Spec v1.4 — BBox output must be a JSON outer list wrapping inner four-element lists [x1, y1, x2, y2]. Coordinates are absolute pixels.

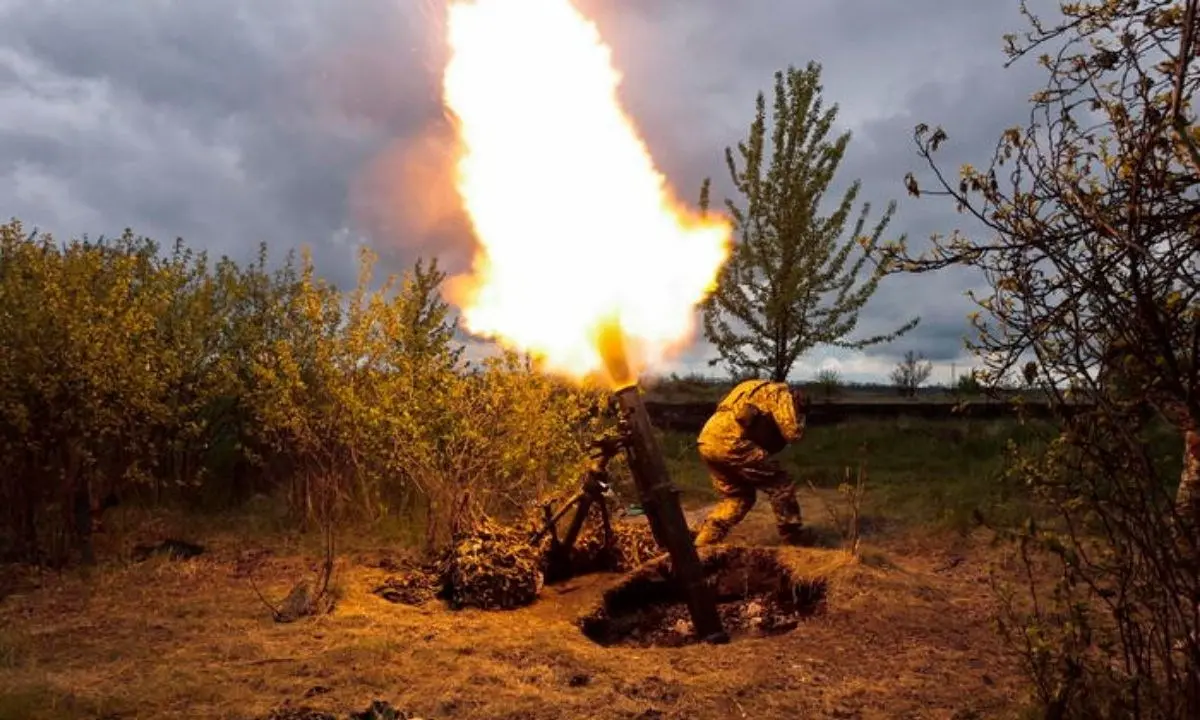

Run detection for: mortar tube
[[610, 384, 728, 644], [595, 321, 727, 643]]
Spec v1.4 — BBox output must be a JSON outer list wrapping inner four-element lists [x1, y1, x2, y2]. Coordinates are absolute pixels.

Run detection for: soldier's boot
[[766, 484, 809, 545]]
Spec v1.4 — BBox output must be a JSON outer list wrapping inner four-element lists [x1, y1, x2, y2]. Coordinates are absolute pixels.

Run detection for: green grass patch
[[658, 417, 1187, 535], [93, 417, 1190, 552], [658, 430, 721, 505], [660, 418, 1046, 534], [786, 417, 1046, 532]]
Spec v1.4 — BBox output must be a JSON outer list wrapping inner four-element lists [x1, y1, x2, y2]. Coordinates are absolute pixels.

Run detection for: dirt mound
[[579, 545, 829, 648]]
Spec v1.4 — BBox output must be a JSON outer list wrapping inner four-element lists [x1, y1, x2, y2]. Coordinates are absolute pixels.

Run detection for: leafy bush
[[992, 412, 1198, 718], [0, 219, 603, 563], [882, 0, 1200, 712]]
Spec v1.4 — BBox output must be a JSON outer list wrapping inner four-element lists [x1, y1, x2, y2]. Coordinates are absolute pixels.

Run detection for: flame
[[441, 0, 731, 384]]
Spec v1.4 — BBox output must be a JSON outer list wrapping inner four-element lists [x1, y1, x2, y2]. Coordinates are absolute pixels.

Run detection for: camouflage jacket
[[697, 380, 805, 458]]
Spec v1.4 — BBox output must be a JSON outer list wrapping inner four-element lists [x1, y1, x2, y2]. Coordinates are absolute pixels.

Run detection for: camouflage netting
[[373, 517, 544, 611], [372, 567, 442, 606], [556, 513, 662, 575], [443, 518, 544, 610], [373, 508, 665, 611]]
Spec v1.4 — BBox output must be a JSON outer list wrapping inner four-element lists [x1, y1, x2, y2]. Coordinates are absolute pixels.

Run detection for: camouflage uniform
[[693, 380, 806, 546]]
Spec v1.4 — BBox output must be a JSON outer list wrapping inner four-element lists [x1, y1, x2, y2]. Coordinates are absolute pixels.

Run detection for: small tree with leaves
[[890, 350, 933, 398], [884, 1, 1200, 714], [698, 61, 919, 382]]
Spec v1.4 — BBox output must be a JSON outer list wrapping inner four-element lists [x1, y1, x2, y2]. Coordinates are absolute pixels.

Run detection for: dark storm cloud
[[0, 0, 1060, 379], [841, 59, 1046, 366], [0, 0, 443, 287]]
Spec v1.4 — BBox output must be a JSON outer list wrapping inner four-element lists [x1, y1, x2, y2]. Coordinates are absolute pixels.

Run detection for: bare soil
[[0, 504, 1029, 720], [578, 545, 830, 648]]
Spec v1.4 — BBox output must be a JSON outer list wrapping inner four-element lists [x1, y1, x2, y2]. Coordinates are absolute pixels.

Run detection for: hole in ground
[[578, 545, 828, 648]]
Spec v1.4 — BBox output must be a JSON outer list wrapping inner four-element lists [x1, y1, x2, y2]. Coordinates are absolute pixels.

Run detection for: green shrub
[[0, 219, 603, 562]]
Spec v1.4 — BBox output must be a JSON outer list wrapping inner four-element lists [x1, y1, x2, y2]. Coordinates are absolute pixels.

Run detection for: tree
[[813, 368, 843, 400], [885, 1, 1200, 714], [889, 350, 932, 398], [0, 223, 189, 564], [699, 62, 919, 382], [0, 219, 607, 565], [954, 368, 983, 398]]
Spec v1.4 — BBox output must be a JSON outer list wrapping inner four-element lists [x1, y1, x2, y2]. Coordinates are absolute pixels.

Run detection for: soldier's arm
[[763, 384, 804, 443]]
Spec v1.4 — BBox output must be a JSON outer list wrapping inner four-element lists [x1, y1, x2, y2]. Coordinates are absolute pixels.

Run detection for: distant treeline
[[641, 371, 1052, 402], [644, 399, 1087, 433]]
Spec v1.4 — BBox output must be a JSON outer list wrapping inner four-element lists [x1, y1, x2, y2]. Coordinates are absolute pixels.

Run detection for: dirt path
[[0, 507, 1027, 720]]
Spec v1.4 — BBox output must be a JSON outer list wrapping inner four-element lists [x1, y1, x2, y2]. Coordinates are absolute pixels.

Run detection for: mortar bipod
[[529, 424, 632, 581]]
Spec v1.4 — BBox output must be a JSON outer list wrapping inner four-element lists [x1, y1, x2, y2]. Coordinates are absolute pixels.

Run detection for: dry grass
[[0, 505, 1030, 720]]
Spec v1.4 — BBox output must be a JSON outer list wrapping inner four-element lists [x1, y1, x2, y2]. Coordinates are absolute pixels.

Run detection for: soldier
[[692, 379, 809, 546]]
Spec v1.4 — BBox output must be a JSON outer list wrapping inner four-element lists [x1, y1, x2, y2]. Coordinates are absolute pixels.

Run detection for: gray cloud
[[579, 0, 1050, 374], [0, 0, 444, 285], [0, 0, 1057, 380]]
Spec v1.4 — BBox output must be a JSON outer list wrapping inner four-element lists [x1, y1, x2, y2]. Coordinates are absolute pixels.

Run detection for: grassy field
[[660, 417, 1055, 533], [0, 417, 1184, 720]]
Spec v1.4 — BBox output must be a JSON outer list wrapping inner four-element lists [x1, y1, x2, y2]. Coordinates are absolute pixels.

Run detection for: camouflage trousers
[[692, 441, 803, 546]]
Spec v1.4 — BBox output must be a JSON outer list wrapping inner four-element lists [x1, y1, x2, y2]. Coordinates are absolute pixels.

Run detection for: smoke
[[350, 118, 477, 273], [277, 0, 476, 278]]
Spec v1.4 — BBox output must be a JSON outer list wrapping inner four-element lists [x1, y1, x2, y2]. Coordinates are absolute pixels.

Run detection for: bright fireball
[[442, 0, 732, 382]]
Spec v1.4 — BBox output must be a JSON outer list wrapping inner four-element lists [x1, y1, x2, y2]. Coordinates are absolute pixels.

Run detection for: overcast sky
[[0, 0, 1051, 384]]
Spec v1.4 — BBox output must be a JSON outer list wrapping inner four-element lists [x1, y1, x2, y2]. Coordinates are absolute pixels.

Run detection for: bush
[[890, 350, 933, 398], [992, 411, 1199, 718], [881, 0, 1200, 709], [0, 223, 185, 563], [0, 219, 604, 564], [812, 368, 843, 400], [955, 369, 983, 398]]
